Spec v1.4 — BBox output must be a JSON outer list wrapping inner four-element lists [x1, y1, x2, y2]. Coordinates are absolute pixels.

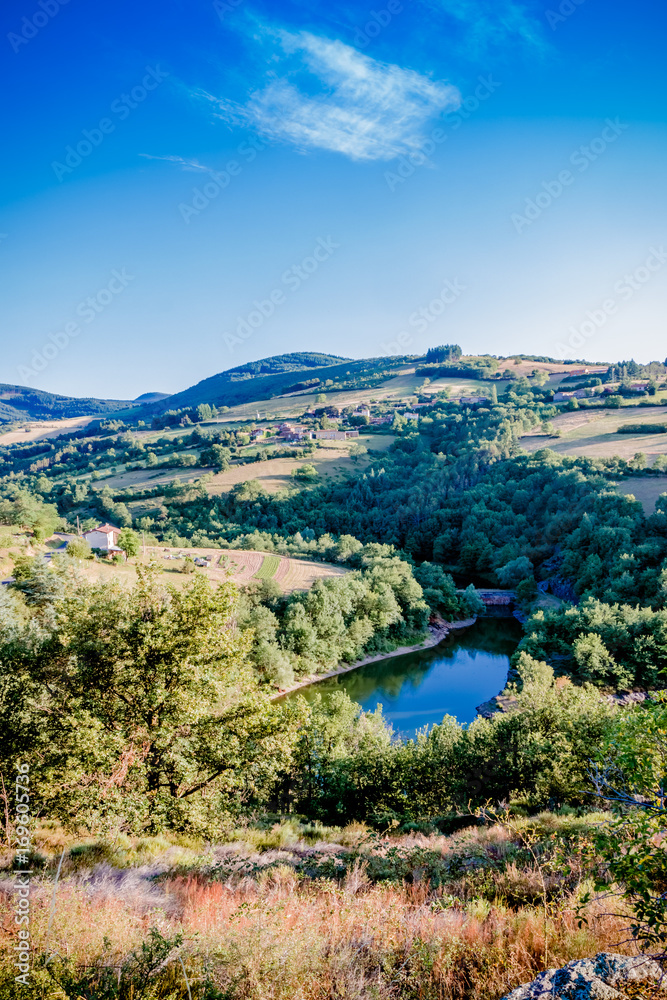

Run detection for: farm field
[[59, 435, 395, 502], [204, 434, 395, 496], [614, 475, 667, 514], [0, 415, 98, 446], [0, 535, 348, 592], [89, 462, 214, 492], [510, 360, 608, 379], [77, 547, 347, 592], [520, 406, 667, 461]]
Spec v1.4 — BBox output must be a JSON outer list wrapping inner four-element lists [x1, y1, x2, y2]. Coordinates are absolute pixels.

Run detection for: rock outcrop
[[502, 953, 664, 999]]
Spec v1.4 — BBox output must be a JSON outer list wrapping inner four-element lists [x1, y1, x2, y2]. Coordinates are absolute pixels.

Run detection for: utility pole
[[77, 515, 81, 537]]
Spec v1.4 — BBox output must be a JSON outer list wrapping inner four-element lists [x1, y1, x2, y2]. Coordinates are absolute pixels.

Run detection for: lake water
[[295, 618, 522, 739]]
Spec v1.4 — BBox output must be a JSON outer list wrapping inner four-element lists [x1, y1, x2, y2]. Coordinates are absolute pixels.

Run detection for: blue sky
[[1, 0, 665, 399]]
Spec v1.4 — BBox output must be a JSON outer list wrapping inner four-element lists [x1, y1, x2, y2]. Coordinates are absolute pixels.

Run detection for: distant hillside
[[134, 392, 171, 404], [0, 385, 133, 422], [145, 352, 395, 413], [222, 353, 350, 378]]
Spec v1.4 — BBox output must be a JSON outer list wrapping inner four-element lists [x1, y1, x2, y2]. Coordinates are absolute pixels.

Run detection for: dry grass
[[205, 435, 394, 497], [0, 814, 648, 999], [90, 463, 213, 492], [615, 476, 667, 515], [0, 869, 634, 1000], [89, 436, 394, 498], [71, 547, 348, 593], [205, 449, 355, 495], [521, 406, 667, 461], [0, 415, 98, 446]]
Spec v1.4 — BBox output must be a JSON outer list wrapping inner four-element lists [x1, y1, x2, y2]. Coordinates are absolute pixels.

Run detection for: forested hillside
[[0, 384, 133, 421], [141, 352, 410, 413]]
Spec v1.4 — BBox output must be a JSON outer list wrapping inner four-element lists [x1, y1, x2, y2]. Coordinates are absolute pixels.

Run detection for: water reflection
[[295, 619, 521, 739]]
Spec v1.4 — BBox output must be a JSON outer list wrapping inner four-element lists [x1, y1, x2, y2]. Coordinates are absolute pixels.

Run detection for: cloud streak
[[209, 30, 461, 162], [429, 0, 546, 55], [139, 154, 211, 172]]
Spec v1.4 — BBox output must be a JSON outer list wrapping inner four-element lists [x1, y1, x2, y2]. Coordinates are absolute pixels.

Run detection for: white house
[[83, 522, 123, 552]]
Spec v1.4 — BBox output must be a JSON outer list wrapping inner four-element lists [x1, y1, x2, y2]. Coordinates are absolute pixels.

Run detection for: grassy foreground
[[0, 812, 642, 1000]]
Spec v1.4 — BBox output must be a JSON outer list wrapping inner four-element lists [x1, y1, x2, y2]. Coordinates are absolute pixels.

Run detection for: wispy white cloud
[[139, 154, 211, 172], [208, 30, 461, 162], [428, 0, 545, 55]]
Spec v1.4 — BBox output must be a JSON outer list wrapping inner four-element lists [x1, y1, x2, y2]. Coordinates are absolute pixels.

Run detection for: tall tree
[[1, 567, 301, 833]]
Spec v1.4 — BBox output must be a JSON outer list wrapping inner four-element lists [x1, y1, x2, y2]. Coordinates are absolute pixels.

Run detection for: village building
[[313, 429, 360, 440], [276, 422, 311, 442], [553, 389, 588, 401], [83, 522, 123, 553]]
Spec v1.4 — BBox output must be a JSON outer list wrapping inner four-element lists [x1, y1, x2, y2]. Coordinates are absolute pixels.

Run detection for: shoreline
[[272, 617, 477, 700]]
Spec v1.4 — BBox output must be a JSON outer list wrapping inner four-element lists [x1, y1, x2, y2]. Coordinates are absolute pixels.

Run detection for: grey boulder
[[502, 952, 664, 999]]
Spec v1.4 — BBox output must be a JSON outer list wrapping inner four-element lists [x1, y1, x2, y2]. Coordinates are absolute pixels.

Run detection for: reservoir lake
[[294, 618, 522, 739]]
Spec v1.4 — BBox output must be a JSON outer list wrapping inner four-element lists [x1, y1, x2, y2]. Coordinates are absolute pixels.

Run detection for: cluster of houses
[[256, 398, 503, 442], [553, 382, 651, 403], [256, 404, 399, 444], [274, 422, 361, 442]]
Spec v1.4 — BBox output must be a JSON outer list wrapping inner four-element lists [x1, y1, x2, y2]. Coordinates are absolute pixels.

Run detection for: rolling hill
[[133, 391, 171, 404], [141, 352, 410, 414], [0, 384, 134, 422]]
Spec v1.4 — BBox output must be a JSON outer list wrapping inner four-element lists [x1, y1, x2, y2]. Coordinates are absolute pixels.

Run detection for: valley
[[2, 348, 667, 1000]]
